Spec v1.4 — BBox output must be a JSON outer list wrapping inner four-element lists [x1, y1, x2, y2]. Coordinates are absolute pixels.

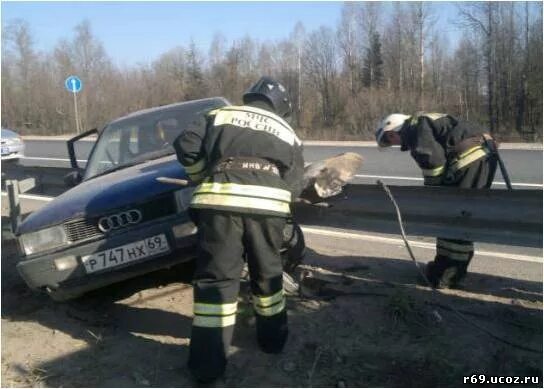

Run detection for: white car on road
[[1, 128, 25, 161]]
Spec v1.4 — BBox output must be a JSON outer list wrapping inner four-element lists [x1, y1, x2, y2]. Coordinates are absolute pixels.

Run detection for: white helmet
[[375, 113, 410, 147]]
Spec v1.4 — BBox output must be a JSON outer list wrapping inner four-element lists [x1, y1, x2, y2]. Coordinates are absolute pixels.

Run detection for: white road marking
[[22, 157, 87, 163], [355, 174, 423, 182], [354, 174, 543, 188], [301, 226, 543, 264]]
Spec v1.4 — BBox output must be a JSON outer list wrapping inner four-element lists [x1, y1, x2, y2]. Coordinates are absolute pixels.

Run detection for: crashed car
[[1, 128, 25, 161], [15, 97, 306, 301]]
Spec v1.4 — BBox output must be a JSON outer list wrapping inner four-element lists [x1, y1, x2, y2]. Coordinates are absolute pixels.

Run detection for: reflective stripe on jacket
[[211, 105, 302, 146], [449, 145, 490, 172], [184, 157, 207, 182], [173, 104, 304, 216]]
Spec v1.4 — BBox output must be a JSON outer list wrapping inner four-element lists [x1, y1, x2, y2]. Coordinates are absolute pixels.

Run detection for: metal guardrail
[[294, 184, 542, 248], [2, 165, 71, 196], [1, 165, 542, 247]]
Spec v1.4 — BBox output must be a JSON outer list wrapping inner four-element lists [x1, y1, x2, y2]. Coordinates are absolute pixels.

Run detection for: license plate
[[82, 234, 170, 274], [1, 146, 9, 155]]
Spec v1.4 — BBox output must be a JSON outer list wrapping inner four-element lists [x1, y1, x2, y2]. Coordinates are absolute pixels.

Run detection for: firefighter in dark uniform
[[173, 77, 304, 383], [375, 113, 498, 289]]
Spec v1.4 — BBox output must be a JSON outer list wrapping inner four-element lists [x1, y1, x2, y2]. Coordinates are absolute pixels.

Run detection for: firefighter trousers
[[187, 209, 288, 382], [429, 153, 498, 287]]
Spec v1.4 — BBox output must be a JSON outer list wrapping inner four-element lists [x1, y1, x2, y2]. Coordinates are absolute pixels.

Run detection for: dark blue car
[[16, 97, 230, 300]]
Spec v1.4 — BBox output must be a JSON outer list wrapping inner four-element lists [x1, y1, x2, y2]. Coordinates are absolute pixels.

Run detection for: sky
[[1, 1, 462, 67]]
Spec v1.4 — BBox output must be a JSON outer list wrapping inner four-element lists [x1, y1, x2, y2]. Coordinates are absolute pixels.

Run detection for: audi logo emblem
[[98, 209, 143, 232]]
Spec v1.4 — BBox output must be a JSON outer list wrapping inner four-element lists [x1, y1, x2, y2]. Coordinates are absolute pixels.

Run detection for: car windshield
[[84, 98, 227, 180]]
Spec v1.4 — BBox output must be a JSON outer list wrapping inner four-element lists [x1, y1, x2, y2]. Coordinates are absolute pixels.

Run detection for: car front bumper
[[1, 143, 25, 160], [16, 216, 197, 294]]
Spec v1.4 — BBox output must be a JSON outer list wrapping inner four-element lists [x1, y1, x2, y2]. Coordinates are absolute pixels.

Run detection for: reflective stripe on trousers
[[436, 238, 474, 262], [253, 289, 286, 317], [193, 301, 238, 328]]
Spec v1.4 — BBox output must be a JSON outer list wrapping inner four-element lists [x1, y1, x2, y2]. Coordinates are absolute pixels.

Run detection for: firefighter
[[173, 77, 304, 383], [375, 112, 498, 289]]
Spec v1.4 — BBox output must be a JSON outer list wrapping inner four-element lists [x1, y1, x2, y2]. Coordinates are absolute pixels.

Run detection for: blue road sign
[[64, 75, 83, 93]]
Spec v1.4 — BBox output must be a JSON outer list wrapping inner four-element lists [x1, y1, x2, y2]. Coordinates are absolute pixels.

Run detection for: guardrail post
[[5, 178, 36, 233], [6, 180, 21, 233]]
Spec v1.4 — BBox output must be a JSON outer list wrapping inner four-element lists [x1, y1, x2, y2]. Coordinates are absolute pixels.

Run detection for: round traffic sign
[[64, 75, 83, 93]]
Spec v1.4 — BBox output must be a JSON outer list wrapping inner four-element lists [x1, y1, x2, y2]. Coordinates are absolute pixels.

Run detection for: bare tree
[[153, 46, 186, 102], [338, 3, 361, 95], [290, 22, 306, 125], [0, 8, 541, 141], [3, 20, 36, 128], [303, 26, 340, 127], [185, 41, 207, 100], [458, 3, 499, 133]]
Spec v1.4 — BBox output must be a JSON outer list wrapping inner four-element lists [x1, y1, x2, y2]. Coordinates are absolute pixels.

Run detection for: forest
[[1, 2, 542, 141]]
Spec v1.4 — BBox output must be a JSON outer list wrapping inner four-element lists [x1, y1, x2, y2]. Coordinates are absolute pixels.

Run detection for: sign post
[[64, 76, 83, 133]]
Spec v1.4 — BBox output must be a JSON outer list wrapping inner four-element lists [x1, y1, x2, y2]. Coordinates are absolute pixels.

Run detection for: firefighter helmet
[[375, 113, 410, 147], [243, 76, 292, 119]]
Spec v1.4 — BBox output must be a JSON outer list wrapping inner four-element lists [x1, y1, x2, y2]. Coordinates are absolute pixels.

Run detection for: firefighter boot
[[256, 310, 288, 354], [424, 256, 469, 289]]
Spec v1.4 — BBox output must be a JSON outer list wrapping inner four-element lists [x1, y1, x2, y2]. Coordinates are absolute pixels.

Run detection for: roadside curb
[[22, 135, 97, 140]]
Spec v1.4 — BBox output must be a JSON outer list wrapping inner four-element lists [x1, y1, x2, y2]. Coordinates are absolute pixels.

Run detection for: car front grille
[[63, 194, 177, 243], [64, 218, 103, 242]]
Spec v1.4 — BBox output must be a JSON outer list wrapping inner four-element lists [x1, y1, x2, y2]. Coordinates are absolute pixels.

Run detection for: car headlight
[[174, 187, 195, 212], [20, 225, 69, 255], [6, 137, 21, 145]]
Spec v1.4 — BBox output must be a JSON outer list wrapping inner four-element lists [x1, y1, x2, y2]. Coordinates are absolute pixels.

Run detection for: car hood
[[19, 155, 188, 234]]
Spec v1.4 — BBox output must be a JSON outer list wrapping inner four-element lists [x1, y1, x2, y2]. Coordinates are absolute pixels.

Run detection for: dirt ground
[[1, 229, 542, 388]]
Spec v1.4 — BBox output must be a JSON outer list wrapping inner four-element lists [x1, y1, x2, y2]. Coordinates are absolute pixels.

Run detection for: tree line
[[1, 2, 542, 141]]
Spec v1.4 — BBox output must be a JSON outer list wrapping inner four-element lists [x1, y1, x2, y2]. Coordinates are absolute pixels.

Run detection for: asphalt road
[[302, 225, 542, 285], [15, 138, 544, 189]]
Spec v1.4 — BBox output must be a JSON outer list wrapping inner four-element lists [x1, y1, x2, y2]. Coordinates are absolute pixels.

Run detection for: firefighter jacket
[[173, 105, 305, 217], [399, 113, 492, 186]]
